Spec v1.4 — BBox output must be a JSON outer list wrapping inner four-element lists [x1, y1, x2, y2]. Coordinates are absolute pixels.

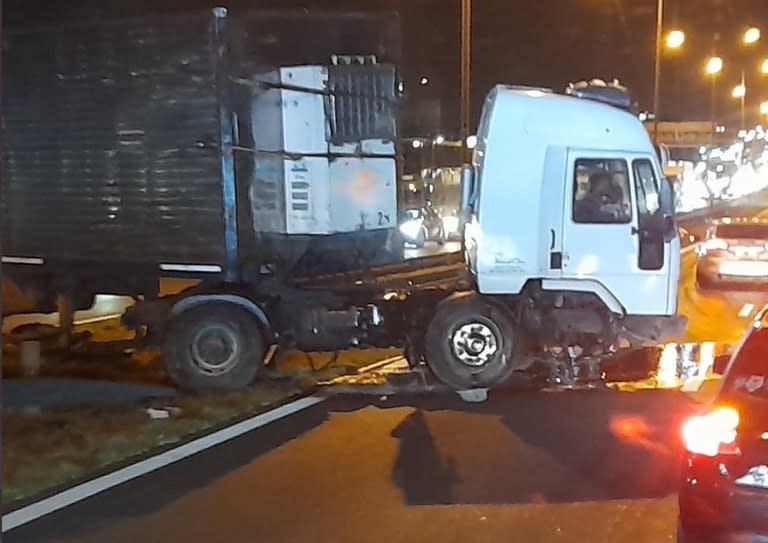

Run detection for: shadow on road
[[352, 387, 699, 507], [390, 410, 460, 505]]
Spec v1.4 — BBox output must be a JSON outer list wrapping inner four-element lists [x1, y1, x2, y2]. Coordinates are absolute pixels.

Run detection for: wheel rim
[[190, 324, 241, 376], [450, 322, 498, 367]]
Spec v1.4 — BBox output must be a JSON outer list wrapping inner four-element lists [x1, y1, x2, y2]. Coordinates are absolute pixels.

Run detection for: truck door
[[560, 150, 672, 315]]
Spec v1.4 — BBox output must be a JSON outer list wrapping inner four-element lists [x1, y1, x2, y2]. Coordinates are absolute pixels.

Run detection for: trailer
[[2, 7, 404, 315], [3, 9, 687, 392]]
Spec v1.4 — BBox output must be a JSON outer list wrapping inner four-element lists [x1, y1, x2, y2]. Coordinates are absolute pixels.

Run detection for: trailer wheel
[[424, 295, 516, 389], [163, 303, 266, 392]]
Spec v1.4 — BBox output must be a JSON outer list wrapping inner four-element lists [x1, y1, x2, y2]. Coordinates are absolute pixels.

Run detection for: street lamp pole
[[740, 70, 746, 129], [460, 0, 472, 157], [652, 0, 664, 144]]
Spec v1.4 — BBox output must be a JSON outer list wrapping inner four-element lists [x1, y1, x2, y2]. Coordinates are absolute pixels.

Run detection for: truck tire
[[424, 295, 517, 389], [163, 303, 267, 392]]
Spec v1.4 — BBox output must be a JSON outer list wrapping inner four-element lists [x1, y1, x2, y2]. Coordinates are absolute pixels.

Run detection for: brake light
[[703, 238, 729, 251], [683, 406, 741, 457]]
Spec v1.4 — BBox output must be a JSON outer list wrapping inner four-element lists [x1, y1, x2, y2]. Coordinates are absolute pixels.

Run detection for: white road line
[[356, 355, 407, 374], [2, 395, 326, 532], [73, 314, 123, 326]]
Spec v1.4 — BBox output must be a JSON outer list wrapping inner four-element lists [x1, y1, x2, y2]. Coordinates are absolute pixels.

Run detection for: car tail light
[[683, 406, 741, 457], [703, 238, 729, 251]]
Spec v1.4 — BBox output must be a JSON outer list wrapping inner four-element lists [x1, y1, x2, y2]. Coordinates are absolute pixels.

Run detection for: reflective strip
[[159, 264, 222, 273], [2, 256, 44, 265]]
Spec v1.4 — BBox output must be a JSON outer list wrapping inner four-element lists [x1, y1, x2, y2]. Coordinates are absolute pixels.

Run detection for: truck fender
[[435, 290, 514, 318], [540, 278, 625, 315], [169, 294, 271, 332]]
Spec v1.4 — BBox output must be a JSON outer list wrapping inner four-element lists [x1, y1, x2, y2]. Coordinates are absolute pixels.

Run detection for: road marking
[[159, 263, 222, 273], [1, 394, 326, 532], [356, 355, 407, 374], [738, 303, 755, 318], [2, 256, 44, 265]]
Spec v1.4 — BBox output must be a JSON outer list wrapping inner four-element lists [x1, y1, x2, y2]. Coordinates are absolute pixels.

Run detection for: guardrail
[[677, 187, 768, 227]]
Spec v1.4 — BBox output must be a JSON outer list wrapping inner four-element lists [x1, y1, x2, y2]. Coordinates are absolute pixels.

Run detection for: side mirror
[[713, 354, 730, 375]]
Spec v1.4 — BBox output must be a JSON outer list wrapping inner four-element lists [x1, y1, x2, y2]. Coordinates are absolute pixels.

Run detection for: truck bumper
[[620, 314, 688, 346]]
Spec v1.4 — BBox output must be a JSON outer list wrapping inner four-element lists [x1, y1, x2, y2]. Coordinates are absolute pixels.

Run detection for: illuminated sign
[[645, 122, 731, 147]]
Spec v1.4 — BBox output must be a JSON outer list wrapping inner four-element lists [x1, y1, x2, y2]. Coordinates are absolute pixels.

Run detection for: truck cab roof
[[477, 85, 651, 154]]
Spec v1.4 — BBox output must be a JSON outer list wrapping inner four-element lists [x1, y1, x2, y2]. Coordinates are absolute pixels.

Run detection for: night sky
[[5, 0, 768, 136]]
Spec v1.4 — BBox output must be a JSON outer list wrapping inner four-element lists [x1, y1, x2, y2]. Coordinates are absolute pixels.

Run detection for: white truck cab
[[433, 83, 686, 389]]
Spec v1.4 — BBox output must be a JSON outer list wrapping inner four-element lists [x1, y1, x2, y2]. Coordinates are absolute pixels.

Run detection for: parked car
[[399, 207, 445, 247], [695, 217, 768, 291], [678, 308, 768, 542]]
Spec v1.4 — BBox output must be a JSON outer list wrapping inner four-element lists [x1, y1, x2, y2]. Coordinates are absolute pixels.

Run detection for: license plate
[[719, 261, 768, 277]]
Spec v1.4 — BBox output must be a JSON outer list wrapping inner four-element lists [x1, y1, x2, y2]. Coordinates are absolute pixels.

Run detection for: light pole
[[652, 0, 664, 144], [651, 0, 684, 144], [732, 74, 746, 129], [460, 0, 471, 158]]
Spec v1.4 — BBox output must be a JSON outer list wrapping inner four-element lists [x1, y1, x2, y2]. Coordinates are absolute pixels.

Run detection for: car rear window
[[715, 224, 768, 240], [723, 326, 768, 398]]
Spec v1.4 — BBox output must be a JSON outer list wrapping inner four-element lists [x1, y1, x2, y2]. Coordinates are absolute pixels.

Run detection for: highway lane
[[677, 207, 768, 344], [5, 388, 703, 543]]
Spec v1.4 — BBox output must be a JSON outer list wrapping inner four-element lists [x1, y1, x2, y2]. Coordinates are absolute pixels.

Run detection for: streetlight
[[761, 101, 768, 116], [706, 56, 724, 74], [761, 59, 768, 74], [666, 29, 685, 49], [706, 56, 723, 143], [744, 27, 761, 45], [419, 76, 429, 86], [732, 83, 746, 98]]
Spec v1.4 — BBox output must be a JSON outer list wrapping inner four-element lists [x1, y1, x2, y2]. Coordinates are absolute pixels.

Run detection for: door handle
[[550, 229, 555, 250]]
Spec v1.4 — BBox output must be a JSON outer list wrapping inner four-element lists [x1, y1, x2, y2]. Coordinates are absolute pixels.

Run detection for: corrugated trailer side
[[1, 13, 227, 267]]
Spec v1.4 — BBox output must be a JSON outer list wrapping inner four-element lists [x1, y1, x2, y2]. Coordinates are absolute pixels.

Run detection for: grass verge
[[2, 379, 311, 506], [2, 340, 402, 507]]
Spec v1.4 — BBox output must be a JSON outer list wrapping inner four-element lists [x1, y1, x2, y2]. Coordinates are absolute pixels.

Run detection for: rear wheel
[[164, 303, 267, 392], [424, 295, 517, 389]]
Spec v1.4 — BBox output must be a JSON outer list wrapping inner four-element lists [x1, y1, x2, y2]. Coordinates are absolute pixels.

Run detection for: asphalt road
[[678, 207, 768, 344], [6, 388, 707, 543], [5, 216, 767, 543]]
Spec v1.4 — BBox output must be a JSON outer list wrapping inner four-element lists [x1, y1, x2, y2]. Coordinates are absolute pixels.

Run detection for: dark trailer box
[[1, 8, 401, 282]]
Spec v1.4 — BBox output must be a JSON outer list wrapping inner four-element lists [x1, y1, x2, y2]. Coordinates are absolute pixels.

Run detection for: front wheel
[[164, 303, 267, 392], [424, 295, 517, 389]]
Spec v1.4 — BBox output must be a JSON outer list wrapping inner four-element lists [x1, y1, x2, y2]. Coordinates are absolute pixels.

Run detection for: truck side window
[[632, 159, 661, 216], [572, 159, 631, 224]]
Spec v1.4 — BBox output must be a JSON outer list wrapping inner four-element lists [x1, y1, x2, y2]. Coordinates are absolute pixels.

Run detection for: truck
[[2, 8, 687, 392]]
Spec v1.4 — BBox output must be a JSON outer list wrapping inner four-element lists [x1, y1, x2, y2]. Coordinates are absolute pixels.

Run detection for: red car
[[678, 308, 768, 542]]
